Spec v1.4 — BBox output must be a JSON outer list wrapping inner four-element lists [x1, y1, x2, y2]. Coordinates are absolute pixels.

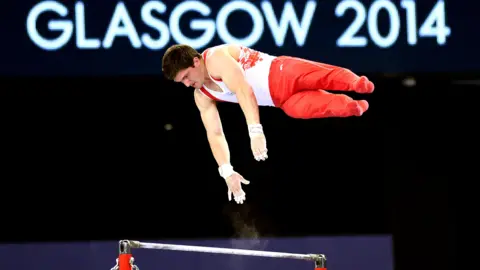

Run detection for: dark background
[[0, 72, 459, 270], [0, 0, 464, 269], [3, 0, 479, 75]]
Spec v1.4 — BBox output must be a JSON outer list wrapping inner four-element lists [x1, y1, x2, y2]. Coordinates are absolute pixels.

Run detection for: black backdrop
[[0, 73, 460, 270]]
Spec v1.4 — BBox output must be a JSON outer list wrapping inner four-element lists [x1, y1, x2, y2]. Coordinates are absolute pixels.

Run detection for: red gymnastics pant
[[268, 56, 374, 119]]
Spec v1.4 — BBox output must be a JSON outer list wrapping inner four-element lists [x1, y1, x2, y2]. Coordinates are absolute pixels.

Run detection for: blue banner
[[3, 0, 474, 75], [0, 236, 393, 270]]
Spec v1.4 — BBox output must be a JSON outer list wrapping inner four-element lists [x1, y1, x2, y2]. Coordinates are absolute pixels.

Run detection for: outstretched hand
[[225, 172, 250, 204]]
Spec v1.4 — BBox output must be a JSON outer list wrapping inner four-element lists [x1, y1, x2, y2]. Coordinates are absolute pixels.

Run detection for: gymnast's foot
[[352, 76, 375, 94]]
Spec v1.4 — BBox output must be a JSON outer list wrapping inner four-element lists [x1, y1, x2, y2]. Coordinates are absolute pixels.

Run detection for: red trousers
[[268, 56, 374, 119]]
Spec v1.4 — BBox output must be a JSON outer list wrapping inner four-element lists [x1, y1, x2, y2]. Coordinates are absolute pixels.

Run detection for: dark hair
[[162, 44, 202, 80]]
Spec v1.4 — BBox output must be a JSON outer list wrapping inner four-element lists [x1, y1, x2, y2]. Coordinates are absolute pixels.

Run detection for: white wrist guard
[[218, 164, 234, 179], [248, 124, 263, 137]]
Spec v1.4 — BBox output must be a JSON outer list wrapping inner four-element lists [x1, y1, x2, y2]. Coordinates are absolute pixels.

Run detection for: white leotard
[[199, 45, 276, 107]]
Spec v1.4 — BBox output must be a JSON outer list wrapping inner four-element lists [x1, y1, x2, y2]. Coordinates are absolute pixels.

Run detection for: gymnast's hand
[[248, 124, 268, 161], [219, 164, 250, 204], [226, 172, 250, 204]]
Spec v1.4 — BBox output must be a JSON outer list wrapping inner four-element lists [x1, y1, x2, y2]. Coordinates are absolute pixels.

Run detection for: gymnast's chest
[[204, 80, 235, 95]]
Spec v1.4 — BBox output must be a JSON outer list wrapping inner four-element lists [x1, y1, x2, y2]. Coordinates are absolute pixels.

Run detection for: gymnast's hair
[[162, 44, 202, 80]]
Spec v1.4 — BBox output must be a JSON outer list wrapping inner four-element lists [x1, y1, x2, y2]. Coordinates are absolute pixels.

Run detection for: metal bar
[[128, 240, 321, 261]]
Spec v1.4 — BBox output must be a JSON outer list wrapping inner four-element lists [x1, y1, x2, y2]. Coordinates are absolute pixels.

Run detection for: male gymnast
[[162, 44, 374, 204]]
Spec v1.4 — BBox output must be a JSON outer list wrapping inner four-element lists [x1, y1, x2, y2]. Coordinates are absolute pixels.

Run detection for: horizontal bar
[[128, 240, 322, 262]]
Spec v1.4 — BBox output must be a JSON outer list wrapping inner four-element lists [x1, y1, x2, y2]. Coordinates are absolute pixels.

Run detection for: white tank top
[[199, 45, 276, 107]]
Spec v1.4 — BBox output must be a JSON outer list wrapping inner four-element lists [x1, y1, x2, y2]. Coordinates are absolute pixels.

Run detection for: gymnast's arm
[[208, 49, 260, 126], [194, 89, 231, 168]]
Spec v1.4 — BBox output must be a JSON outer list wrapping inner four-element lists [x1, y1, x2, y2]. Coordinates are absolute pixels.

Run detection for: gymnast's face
[[174, 57, 204, 89]]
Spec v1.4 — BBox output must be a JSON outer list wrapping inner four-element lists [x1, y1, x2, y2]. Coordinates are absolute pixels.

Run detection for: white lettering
[[75, 2, 100, 49], [336, 0, 451, 48], [141, 1, 170, 50], [261, 1, 317, 47], [417, 0, 451, 45], [335, 0, 367, 47], [169, 1, 215, 49], [26, 0, 318, 50], [367, 0, 400, 48], [103, 2, 142, 49], [400, 0, 417, 45], [26, 1, 73, 50], [216, 1, 264, 47]]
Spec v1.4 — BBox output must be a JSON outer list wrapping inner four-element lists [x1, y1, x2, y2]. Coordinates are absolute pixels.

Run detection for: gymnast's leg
[[280, 90, 369, 119], [283, 56, 375, 93]]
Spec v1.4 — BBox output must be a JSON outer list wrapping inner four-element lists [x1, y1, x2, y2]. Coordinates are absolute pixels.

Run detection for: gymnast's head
[[162, 44, 205, 89]]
